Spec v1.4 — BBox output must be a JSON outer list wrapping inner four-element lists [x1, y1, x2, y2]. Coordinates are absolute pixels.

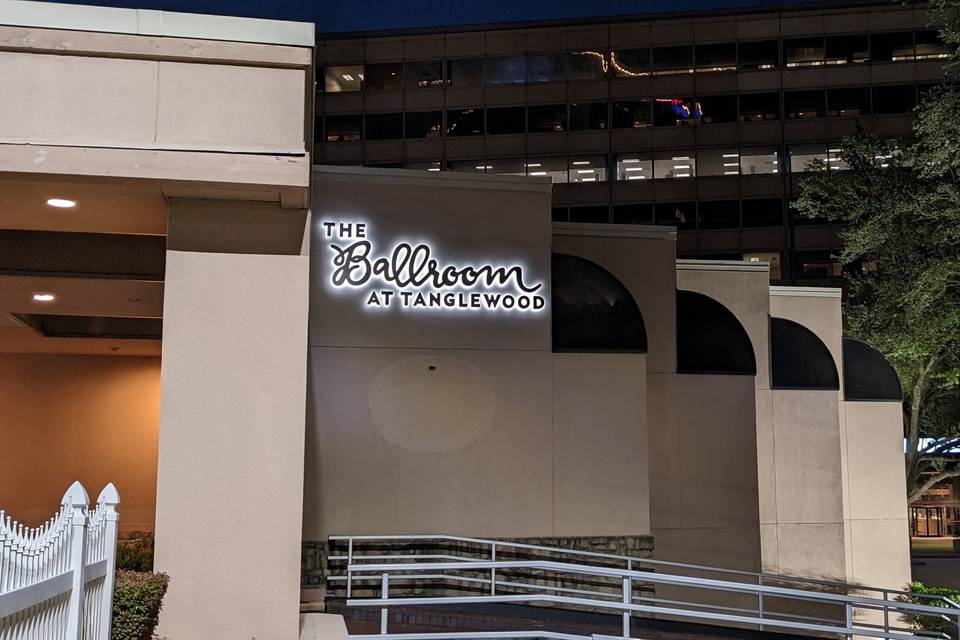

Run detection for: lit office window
[[568, 50, 609, 79], [827, 87, 871, 117], [363, 63, 402, 90], [569, 156, 607, 183], [698, 200, 741, 229], [915, 30, 952, 60], [653, 97, 702, 126], [699, 95, 738, 124], [446, 109, 483, 136], [448, 58, 484, 86], [739, 92, 780, 121], [405, 61, 444, 88], [697, 149, 741, 176], [325, 65, 364, 92], [403, 161, 444, 172], [528, 104, 568, 133], [611, 48, 650, 77], [871, 32, 915, 62], [526, 54, 566, 83], [652, 45, 694, 74], [448, 160, 488, 174], [785, 90, 825, 119], [569, 102, 608, 130], [487, 158, 527, 176], [783, 37, 825, 67], [738, 40, 779, 70], [788, 144, 846, 172], [612, 100, 652, 128], [612, 204, 654, 224], [364, 112, 403, 140], [873, 84, 917, 114], [794, 251, 843, 280], [742, 199, 784, 227], [655, 201, 696, 228], [741, 147, 780, 174], [404, 111, 443, 138], [826, 147, 849, 171], [526, 157, 568, 183], [696, 42, 737, 72], [743, 251, 782, 280], [486, 106, 525, 135], [615, 154, 653, 181], [324, 115, 362, 142], [486, 56, 526, 84], [825, 35, 869, 64], [654, 152, 696, 179], [569, 205, 610, 223]]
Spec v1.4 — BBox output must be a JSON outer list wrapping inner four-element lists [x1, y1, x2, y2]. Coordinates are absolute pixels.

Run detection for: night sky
[[45, 0, 836, 33]]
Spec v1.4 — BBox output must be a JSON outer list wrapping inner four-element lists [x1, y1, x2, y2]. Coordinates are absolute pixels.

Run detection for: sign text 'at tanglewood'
[[322, 220, 546, 313]]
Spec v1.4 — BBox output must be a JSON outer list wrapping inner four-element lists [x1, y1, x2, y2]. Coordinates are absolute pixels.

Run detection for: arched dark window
[[843, 338, 902, 401], [770, 317, 840, 390], [677, 290, 756, 375], [552, 253, 647, 353]]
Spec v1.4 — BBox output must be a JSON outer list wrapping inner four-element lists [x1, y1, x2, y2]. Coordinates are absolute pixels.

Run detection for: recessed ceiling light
[[32, 293, 56, 303], [46, 198, 76, 208]]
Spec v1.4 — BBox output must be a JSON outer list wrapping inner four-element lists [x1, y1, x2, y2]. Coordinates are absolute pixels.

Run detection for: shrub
[[116, 544, 154, 572], [904, 581, 960, 638], [112, 570, 170, 640]]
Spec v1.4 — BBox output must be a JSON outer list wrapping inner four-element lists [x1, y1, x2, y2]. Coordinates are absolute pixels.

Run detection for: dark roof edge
[[317, 0, 912, 41]]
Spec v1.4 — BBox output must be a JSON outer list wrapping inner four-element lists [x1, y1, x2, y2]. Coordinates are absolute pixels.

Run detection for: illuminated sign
[[321, 220, 546, 313]]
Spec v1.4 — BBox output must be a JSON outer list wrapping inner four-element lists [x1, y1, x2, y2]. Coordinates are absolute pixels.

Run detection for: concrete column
[[154, 201, 309, 640]]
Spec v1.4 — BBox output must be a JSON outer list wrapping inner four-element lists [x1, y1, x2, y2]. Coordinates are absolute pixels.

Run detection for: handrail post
[[62, 481, 89, 640], [882, 589, 890, 637], [347, 537, 354, 599], [491, 543, 497, 596], [844, 600, 853, 640], [380, 572, 390, 635], [758, 574, 765, 632], [96, 484, 120, 640], [623, 573, 632, 638]]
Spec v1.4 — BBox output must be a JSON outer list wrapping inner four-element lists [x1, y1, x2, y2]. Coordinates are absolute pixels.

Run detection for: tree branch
[[910, 467, 960, 503]]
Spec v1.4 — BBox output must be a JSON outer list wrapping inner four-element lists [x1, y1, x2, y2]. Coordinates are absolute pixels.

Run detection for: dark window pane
[[364, 112, 403, 140], [363, 62, 403, 90], [915, 29, 952, 60], [405, 61, 443, 88], [872, 85, 917, 114], [826, 35, 869, 64], [552, 207, 569, 222], [654, 97, 701, 126], [656, 201, 696, 228], [405, 111, 443, 138], [612, 100, 652, 128], [613, 204, 654, 225], [569, 205, 609, 223], [324, 114, 361, 142], [526, 53, 566, 82], [486, 56, 525, 84], [653, 45, 694, 73], [784, 37, 825, 67], [568, 50, 608, 79], [486, 106, 525, 135], [742, 198, 784, 227], [785, 90, 825, 119], [699, 95, 738, 124], [871, 32, 914, 62], [698, 200, 740, 229], [739, 40, 779, 70], [527, 104, 567, 133], [570, 102, 608, 130], [448, 58, 484, 87], [403, 161, 443, 172], [827, 87, 871, 117], [696, 42, 737, 72], [739, 92, 780, 121], [612, 48, 650, 77], [446, 108, 483, 136], [793, 250, 844, 280]]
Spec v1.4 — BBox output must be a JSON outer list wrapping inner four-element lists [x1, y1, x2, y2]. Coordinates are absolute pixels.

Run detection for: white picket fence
[[0, 481, 120, 640]]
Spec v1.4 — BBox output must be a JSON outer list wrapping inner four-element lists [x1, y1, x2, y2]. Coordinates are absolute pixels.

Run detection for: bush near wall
[[112, 570, 170, 640], [906, 581, 960, 638]]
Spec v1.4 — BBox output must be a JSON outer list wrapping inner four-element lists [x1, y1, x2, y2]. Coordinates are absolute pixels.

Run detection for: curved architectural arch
[[676, 290, 756, 375], [551, 253, 647, 353], [843, 337, 903, 401], [770, 317, 840, 390]]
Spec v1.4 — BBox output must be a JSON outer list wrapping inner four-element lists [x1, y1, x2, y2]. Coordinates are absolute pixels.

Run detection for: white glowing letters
[[322, 220, 546, 313]]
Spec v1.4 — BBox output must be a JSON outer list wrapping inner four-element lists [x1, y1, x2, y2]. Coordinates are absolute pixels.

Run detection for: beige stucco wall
[[0, 353, 160, 531], [154, 250, 309, 640]]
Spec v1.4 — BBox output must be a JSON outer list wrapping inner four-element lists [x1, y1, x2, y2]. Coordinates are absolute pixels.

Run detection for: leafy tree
[[793, 1, 960, 503]]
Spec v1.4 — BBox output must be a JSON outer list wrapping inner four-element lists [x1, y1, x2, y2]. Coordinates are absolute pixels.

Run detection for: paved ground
[[912, 556, 960, 590]]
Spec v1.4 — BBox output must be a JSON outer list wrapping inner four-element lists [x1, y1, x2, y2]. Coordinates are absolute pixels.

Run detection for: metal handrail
[[330, 535, 960, 640]]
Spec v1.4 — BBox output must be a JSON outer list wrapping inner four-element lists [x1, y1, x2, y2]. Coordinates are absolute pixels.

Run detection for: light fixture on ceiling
[[46, 198, 76, 208], [32, 292, 56, 303]]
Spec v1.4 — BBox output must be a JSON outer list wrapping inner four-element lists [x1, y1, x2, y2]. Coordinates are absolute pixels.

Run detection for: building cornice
[[769, 285, 843, 298], [677, 259, 770, 273]]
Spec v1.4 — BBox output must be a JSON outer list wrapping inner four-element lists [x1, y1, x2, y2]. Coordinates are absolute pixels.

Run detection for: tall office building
[[314, 0, 950, 284]]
